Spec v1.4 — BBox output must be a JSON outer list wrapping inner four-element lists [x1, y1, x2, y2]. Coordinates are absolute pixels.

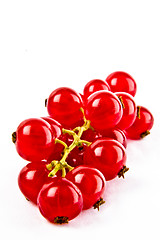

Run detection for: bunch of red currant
[[12, 71, 154, 224]]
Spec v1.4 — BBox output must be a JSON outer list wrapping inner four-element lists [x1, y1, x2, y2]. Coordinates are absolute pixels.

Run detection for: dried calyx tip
[[140, 130, 150, 138], [54, 216, 69, 224], [93, 198, 105, 211], [137, 106, 141, 119], [118, 166, 129, 178], [78, 146, 84, 151], [12, 132, 16, 143], [118, 96, 125, 109], [45, 98, 48, 107]]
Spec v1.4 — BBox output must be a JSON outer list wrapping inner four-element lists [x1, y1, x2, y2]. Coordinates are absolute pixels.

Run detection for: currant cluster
[[12, 71, 154, 224]]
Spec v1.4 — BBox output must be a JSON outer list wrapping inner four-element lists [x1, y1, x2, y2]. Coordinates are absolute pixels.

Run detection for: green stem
[[79, 140, 92, 146], [72, 126, 81, 132], [55, 138, 68, 149], [62, 128, 76, 136], [47, 109, 91, 178]]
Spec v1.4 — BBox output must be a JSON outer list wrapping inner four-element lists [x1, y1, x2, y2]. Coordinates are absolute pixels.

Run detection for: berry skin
[[99, 128, 127, 148], [125, 106, 154, 139], [79, 93, 85, 105], [81, 128, 100, 142], [41, 117, 62, 139], [84, 90, 123, 131], [66, 144, 87, 167], [18, 162, 49, 204], [83, 138, 127, 181], [41, 116, 67, 162], [37, 177, 83, 223], [46, 87, 83, 128], [83, 79, 111, 99], [106, 71, 137, 97], [66, 166, 106, 210], [14, 118, 55, 162], [115, 92, 137, 130]]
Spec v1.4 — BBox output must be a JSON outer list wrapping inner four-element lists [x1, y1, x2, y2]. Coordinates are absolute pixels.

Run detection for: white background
[[0, 0, 160, 239]]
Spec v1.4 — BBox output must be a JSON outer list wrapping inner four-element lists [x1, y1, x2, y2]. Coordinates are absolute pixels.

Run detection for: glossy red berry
[[14, 118, 55, 162], [66, 166, 106, 210], [46, 87, 83, 128], [41, 116, 67, 162], [125, 106, 154, 139], [81, 128, 100, 142], [37, 177, 83, 223], [83, 138, 127, 181], [18, 162, 49, 204], [84, 90, 123, 131], [83, 79, 111, 99], [115, 92, 137, 130], [99, 128, 127, 148], [66, 144, 87, 167], [41, 117, 62, 138], [106, 71, 137, 97], [79, 93, 85, 105]]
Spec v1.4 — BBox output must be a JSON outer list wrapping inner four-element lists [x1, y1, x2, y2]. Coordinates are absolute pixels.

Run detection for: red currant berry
[[41, 116, 67, 162], [79, 93, 85, 104], [66, 144, 87, 167], [81, 128, 100, 142], [37, 177, 83, 223], [99, 128, 127, 148], [66, 166, 106, 210], [106, 71, 137, 97], [83, 79, 110, 99], [18, 162, 49, 204], [14, 118, 55, 162], [83, 138, 127, 181], [46, 87, 83, 128], [115, 92, 137, 130], [41, 117, 62, 138], [125, 106, 154, 139], [84, 90, 123, 131], [46, 149, 64, 164]]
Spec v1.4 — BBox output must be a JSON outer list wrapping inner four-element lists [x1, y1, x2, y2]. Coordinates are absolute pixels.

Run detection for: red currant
[[37, 177, 83, 223], [46, 87, 83, 128], [115, 92, 137, 130], [83, 79, 111, 99], [66, 144, 87, 167], [18, 162, 49, 204], [41, 116, 67, 162], [41, 117, 62, 138], [14, 118, 55, 162], [83, 138, 127, 181], [79, 93, 85, 104], [81, 128, 100, 142], [66, 166, 106, 210], [99, 128, 127, 148], [106, 71, 137, 96], [84, 90, 123, 131], [125, 106, 154, 139]]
